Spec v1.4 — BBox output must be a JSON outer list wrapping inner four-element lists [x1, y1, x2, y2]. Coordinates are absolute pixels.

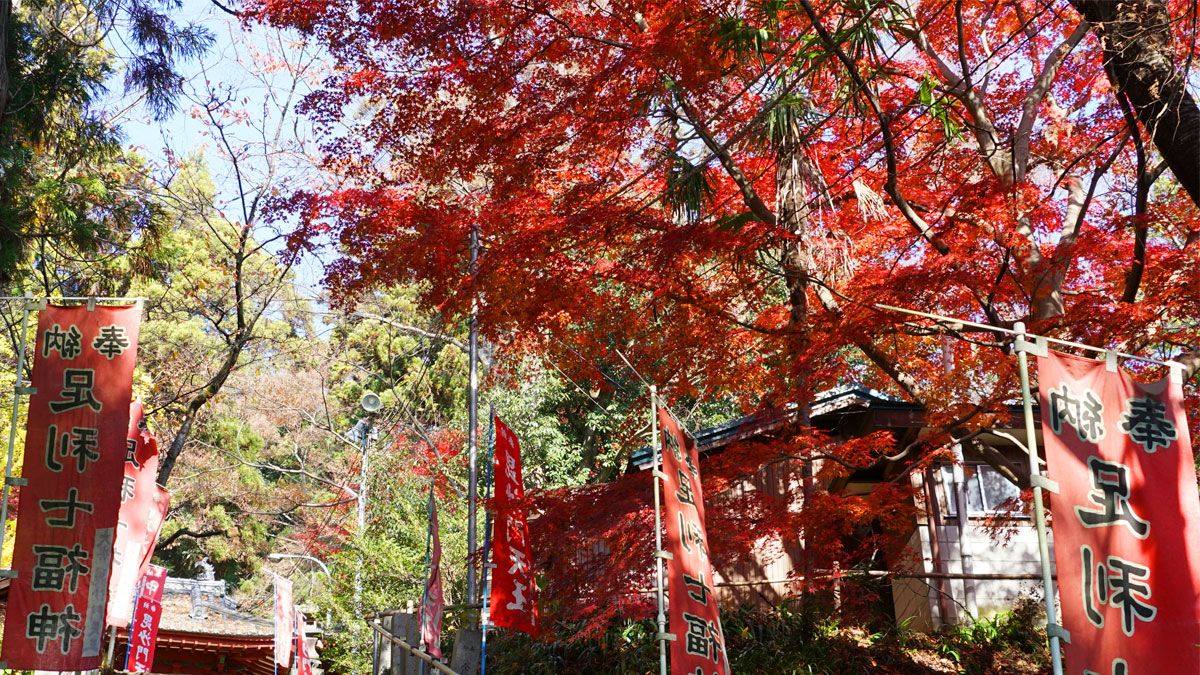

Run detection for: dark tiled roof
[[630, 384, 906, 470]]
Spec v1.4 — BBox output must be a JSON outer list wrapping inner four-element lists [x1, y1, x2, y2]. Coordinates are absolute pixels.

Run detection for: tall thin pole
[[418, 484, 435, 675], [355, 420, 372, 615], [1014, 321, 1064, 675], [0, 294, 33, 568], [467, 225, 480, 607], [479, 407, 495, 675], [650, 386, 668, 675]]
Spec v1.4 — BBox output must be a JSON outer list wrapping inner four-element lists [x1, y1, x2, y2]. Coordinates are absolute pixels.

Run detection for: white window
[[941, 464, 1025, 517]]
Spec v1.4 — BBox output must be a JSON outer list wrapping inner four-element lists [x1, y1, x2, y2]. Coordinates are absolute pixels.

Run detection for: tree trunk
[[777, 116, 812, 390], [0, 0, 10, 123], [1069, 0, 1200, 209]]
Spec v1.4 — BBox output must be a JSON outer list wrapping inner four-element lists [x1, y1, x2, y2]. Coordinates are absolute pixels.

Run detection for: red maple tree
[[251, 0, 1200, 630]]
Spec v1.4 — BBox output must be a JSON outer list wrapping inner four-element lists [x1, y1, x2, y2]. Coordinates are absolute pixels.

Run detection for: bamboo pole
[[369, 621, 461, 675]]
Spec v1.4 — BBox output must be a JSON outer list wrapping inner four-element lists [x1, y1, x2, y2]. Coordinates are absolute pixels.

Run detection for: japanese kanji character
[[675, 469, 695, 506], [91, 324, 131, 359], [1120, 396, 1178, 453], [665, 428, 685, 467], [25, 603, 82, 654], [1084, 659, 1128, 675], [507, 548, 529, 576], [678, 512, 707, 559], [1048, 384, 1106, 444], [49, 369, 101, 414], [42, 324, 82, 360], [683, 570, 712, 606], [31, 543, 90, 592], [1080, 545, 1157, 636], [122, 474, 137, 502], [44, 424, 67, 472], [40, 487, 94, 528], [1108, 557, 1157, 636], [682, 612, 722, 662], [126, 438, 140, 468], [506, 580, 527, 612], [1074, 457, 1150, 538], [505, 453, 518, 483], [505, 513, 525, 544], [68, 427, 99, 472]]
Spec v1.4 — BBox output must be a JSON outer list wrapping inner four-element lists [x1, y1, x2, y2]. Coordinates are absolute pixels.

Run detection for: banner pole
[[467, 224, 480, 608], [650, 385, 668, 675], [479, 408, 495, 675], [1014, 321, 1064, 675], [418, 482, 435, 667], [0, 293, 33, 567]]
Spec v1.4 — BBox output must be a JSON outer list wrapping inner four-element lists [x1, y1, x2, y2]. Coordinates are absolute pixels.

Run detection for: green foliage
[[483, 597, 1052, 675]]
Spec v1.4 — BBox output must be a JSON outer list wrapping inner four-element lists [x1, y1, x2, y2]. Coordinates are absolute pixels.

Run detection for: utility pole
[[467, 224, 480, 606], [355, 393, 381, 615]]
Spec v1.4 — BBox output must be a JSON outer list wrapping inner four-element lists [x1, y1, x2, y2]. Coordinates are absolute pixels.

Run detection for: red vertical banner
[[1, 304, 140, 671], [659, 408, 729, 675], [1039, 350, 1200, 674], [126, 564, 167, 674], [274, 575, 294, 668], [295, 610, 313, 675], [420, 502, 444, 660], [487, 417, 539, 635], [107, 399, 170, 628]]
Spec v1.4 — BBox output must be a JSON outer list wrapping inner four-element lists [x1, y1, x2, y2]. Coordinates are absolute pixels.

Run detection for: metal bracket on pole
[[0, 569, 16, 579], [1030, 475, 1059, 494], [25, 299, 46, 311], [1046, 623, 1071, 644], [654, 551, 673, 561], [14, 385, 35, 396], [652, 470, 669, 482], [1013, 333, 1048, 357], [5, 477, 26, 486], [1104, 350, 1119, 373], [1168, 361, 1184, 384], [655, 633, 677, 642]]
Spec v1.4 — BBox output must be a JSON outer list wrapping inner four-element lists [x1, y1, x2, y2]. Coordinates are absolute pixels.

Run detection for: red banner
[[487, 417, 539, 635], [274, 575, 294, 667], [107, 399, 170, 628], [659, 408, 729, 675], [296, 610, 313, 675], [421, 498, 444, 660], [1, 304, 140, 670], [1039, 350, 1200, 674], [126, 564, 167, 673]]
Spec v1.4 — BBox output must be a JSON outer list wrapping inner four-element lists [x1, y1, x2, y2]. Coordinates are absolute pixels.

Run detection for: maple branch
[[157, 527, 227, 551], [674, 93, 777, 225], [967, 436, 1030, 490], [351, 311, 474, 358], [797, 0, 949, 255], [900, 18, 1007, 178], [1012, 21, 1089, 180], [1120, 92, 1150, 303], [1177, 349, 1200, 384], [507, 2, 633, 51]]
